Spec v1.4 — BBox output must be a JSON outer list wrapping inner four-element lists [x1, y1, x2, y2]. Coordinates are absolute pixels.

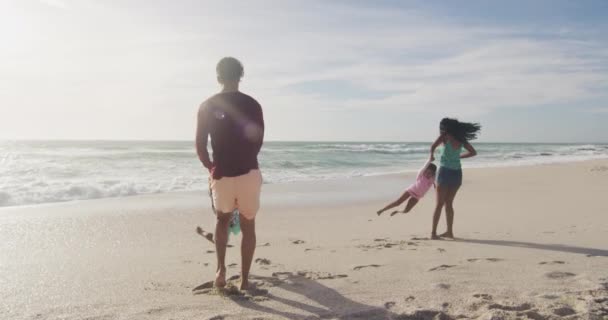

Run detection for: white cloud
[[39, 0, 69, 9], [0, 0, 607, 140], [588, 108, 608, 114]]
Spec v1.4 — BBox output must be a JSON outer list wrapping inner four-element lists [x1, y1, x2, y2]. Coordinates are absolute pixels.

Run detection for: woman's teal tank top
[[440, 142, 463, 170]]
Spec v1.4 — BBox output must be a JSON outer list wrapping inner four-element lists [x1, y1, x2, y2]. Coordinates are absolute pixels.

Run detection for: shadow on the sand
[[457, 238, 608, 257], [195, 273, 458, 319], [232, 273, 399, 320]]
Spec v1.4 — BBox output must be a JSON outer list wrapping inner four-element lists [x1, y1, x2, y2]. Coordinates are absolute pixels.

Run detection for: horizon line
[[1, 139, 607, 144]]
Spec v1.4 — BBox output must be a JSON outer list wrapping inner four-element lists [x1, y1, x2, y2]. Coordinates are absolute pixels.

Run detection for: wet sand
[[1, 160, 608, 319]]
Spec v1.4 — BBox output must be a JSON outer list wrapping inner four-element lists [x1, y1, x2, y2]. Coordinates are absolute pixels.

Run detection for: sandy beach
[[1, 160, 608, 320]]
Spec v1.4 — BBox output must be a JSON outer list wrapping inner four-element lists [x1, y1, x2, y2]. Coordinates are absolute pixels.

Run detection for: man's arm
[[243, 101, 265, 153], [195, 104, 213, 170], [254, 105, 265, 154]]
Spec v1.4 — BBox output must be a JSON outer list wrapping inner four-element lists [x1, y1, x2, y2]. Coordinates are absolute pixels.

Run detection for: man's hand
[[207, 164, 215, 176]]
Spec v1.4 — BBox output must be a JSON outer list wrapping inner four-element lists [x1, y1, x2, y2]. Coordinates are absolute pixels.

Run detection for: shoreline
[[2, 157, 608, 211]]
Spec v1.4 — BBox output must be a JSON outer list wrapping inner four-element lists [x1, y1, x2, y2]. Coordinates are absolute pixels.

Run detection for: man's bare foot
[[214, 269, 226, 288], [377, 210, 384, 216], [239, 279, 249, 291], [439, 232, 454, 239], [431, 234, 441, 240]]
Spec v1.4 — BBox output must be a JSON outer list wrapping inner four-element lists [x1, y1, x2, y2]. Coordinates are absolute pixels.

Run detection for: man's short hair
[[216, 57, 244, 82]]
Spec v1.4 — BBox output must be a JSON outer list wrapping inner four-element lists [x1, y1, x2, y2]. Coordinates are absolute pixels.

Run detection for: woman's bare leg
[[377, 191, 411, 215], [440, 185, 460, 238], [432, 185, 448, 239]]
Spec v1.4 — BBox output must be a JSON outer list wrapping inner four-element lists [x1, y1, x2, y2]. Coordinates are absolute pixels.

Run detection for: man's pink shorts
[[210, 170, 262, 220]]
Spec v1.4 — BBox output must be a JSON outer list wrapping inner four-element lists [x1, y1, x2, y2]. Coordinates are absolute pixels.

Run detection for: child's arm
[[460, 142, 477, 159], [429, 135, 444, 161], [417, 159, 432, 178]]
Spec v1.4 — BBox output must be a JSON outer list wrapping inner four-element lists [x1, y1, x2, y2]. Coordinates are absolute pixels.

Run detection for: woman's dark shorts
[[437, 167, 462, 187]]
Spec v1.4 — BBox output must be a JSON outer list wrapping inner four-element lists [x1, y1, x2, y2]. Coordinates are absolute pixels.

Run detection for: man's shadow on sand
[[456, 238, 608, 257], [232, 273, 397, 320], [198, 272, 448, 320]]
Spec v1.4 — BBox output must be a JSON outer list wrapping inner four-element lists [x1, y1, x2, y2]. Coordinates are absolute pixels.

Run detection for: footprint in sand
[[521, 310, 546, 320], [489, 302, 533, 312], [591, 165, 608, 172], [353, 264, 382, 271], [411, 237, 430, 241], [206, 250, 215, 254], [545, 271, 576, 279], [273, 271, 347, 281], [539, 261, 565, 265], [255, 258, 271, 265], [473, 293, 493, 301], [193, 281, 214, 291], [467, 258, 480, 262], [296, 271, 348, 280], [304, 246, 322, 252], [594, 297, 608, 304], [357, 239, 414, 251], [191, 282, 216, 295], [437, 248, 446, 253], [552, 306, 576, 316], [193, 277, 270, 301], [485, 258, 503, 262], [228, 263, 238, 268], [429, 264, 456, 272], [384, 301, 396, 309], [436, 283, 451, 290], [291, 239, 305, 245], [397, 310, 454, 320], [257, 242, 271, 247]]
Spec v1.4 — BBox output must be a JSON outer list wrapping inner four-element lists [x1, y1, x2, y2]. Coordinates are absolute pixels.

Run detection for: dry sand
[[1, 161, 608, 319]]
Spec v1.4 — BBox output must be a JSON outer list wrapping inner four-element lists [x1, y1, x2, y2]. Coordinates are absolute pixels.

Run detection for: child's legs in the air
[[377, 191, 411, 215], [390, 197, 419, 216], [403, 197, 419, 213]]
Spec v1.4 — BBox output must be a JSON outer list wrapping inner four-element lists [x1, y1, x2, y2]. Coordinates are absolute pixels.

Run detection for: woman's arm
[[429, 135, 444, 161], [460, 142, 477, 159]]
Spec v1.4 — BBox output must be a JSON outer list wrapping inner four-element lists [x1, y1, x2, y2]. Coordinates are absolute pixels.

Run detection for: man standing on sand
[[195, 57, 264, 290]]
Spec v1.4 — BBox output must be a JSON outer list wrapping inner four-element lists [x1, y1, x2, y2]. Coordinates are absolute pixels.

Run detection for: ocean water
[[1, 140, 607, 207]]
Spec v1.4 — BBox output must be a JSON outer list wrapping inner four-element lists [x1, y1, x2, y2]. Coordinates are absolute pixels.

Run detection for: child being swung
[[377, 161, 437, 216]]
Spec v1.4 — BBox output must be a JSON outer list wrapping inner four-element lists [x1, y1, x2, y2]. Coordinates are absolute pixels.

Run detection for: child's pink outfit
[[406, 166, 434, 199]]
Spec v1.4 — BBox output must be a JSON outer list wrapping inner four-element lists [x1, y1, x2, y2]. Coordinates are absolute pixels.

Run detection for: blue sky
[[1, 0, 607, 142]]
